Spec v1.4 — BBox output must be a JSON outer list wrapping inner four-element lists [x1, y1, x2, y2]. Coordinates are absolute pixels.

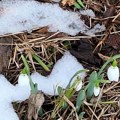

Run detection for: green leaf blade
[[21, 55, 30, 74], [76, 90, 85, 112], [86, 82, 94, 99], [77, 0, 85, 8], [32, 54, 50, 71]]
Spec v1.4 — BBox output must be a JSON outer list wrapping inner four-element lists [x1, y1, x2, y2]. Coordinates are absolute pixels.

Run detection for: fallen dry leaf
[[98, 53, 110, 61], [61, 0, 75, 6], [27, 91, 45, 120], [106, 34, 120, 49], [0, 37, 12, 73]]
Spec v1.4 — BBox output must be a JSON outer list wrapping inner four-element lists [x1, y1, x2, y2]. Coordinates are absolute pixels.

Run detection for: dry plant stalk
[[27, 91, 45, 120]]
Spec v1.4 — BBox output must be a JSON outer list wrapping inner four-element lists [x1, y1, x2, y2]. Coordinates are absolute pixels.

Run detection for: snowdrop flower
[[94, 86, 100, 96], [74, 80, 82, 91], [107, 60, 119, 82], [18, 74, 30, 86]]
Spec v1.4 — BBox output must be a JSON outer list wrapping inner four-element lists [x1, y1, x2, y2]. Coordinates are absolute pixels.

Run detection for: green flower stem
[[66, 69, 88, 89], [98, 54, 120, 77], [28, 74, 36, 93], [21, 54, 38, 94]]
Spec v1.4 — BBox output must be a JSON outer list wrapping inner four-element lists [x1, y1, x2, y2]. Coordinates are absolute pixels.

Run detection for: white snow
[[0, 102, 19, 120], [0, 51, 86, 120], [0, 0, 105, 36], [86, 24, 106, 35], [80, 9, 95, 17]]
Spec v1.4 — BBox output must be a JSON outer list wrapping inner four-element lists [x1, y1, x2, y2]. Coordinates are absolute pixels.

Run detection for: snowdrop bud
[[94, 86, 100, 96], [18, 74, 30, 86], [107, 66, 119, 82], [74, 80, 82, 91]]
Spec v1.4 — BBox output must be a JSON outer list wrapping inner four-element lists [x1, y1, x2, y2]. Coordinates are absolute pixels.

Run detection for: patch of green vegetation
[[74, 0, 85, 9]]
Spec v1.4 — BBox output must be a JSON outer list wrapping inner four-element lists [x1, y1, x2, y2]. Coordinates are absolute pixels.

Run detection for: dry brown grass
[[0, 0, 120, 119]]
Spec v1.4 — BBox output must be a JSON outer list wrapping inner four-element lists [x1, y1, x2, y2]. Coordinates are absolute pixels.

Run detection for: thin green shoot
[[32, 54, 50, 71], [21, 54, 38, 94], [74, 0, 85, 9]]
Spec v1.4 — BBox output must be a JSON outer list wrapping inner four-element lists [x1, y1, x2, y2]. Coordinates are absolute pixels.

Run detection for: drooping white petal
[[18, 74, 30, 86], [94, 86, 100, 96], [74, 80, 82, 91], [107, 66, 119, 82]]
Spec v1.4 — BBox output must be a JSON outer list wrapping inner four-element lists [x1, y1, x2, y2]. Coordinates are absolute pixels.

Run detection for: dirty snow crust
[[0, 0, 105, 36], [0, 52, 86, 120]]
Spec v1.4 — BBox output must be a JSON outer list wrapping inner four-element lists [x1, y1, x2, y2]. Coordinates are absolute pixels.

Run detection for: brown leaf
[[0, 37, 12, 73], [27, 91, 45, 120], [98, 53, 110, 61], [61, 0, 75, 6], [105, 34, 120, 49], [36, 26, 49, 34]]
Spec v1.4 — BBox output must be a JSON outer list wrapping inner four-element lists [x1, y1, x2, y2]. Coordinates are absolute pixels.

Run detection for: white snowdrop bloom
[[74, 80, 82, 91], [107, 66, 119, 82], [94, 86, 100, 96], [18, 74, 30, 86]]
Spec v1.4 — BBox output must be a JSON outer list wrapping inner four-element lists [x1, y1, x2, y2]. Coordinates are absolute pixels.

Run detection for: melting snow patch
[[31, 52, 86, 95], [0, 51, 86, 120], [0, 0, 105, 36], [79, 9, 95, 17]]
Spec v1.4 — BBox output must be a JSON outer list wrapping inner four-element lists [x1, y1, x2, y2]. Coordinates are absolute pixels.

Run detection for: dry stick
[[113, 20, 120, 24], [83, 101, 92, 106], [97, 102, 116, 118], [102, 113, 116, 117], [103, 81, 120, 93], [92, 16, 116, 21], [98, 96, 119, 118], [66, 109, 75, 120], [98, 107, 106, 119], [93, 26, 112, 53], [13, 44, 17, 63], [98, 106, 110, 118], [32, 30, 120, 45], [57, 113, 63, 120], [63, 95, 79, 120], [45, 31, 60, 40], [62, 107, 69, 119], [1, 31, 120, 46], [28, 37, 46, 43], [13, 34, 25, 43], [112, 12, 120, 22], [84, 102, 99, 120]]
